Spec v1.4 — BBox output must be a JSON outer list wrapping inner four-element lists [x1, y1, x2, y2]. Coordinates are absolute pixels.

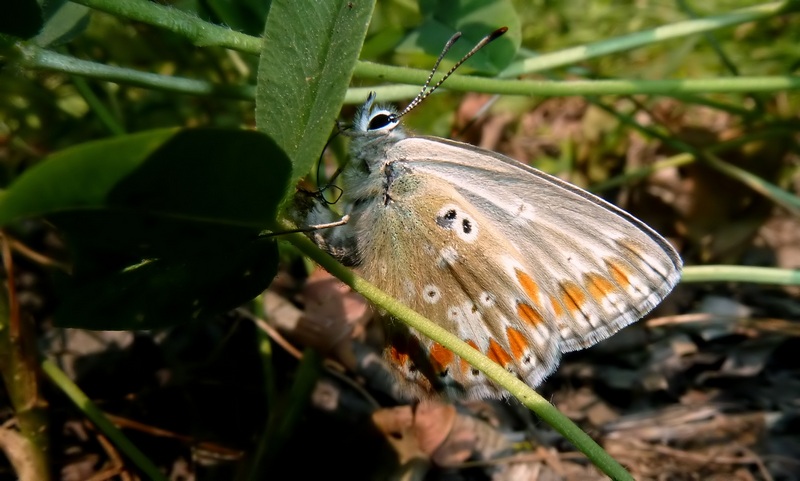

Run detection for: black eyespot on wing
[[462, 218, 472, 234], [367, 113, 396, 131], [436, 209, 457, 229]]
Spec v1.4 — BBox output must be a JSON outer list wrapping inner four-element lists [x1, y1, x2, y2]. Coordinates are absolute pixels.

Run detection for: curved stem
[[498, 1, 794, 77], [681, 265, 800, 285], [285, 232, 635, 481], [70, 0, 261, 52], [16, 44, 800, 102], [41, 360, 168, 481]]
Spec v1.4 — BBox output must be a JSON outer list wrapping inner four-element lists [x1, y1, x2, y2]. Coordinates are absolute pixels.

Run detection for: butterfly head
[[348, 28, 509, 171], [353, 91, 404, 137], [347, 91, 408, 174]]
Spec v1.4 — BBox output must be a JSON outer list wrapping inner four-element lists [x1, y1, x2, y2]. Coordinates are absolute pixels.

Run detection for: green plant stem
[[41, 360, 168, 481], [53, 0, 800, 102], [353, 66, 800, 96], [17, 0, 800, 106], [498, 1, 794, 77], [70, 0, 261, 53], [70, 74, 126, 136], [591, 153, 696, 193], [285, 232, 634, 481], [283, 235, 800, 479], [681, 265, 800, 284], [247, 348, 321, 481], [674, 0, 769, 114], [701, 153, 800, 215], [253, 298, 277, 411], [69, 0, 795, 82], [16, 43, 800, 102], [247, 300, 278, 481], [16, 44, 255, 100], [0, 262, 49, 481], [676, 0, 742, 77], [591, 128, 795, 192], [591, 99, 800, 216]]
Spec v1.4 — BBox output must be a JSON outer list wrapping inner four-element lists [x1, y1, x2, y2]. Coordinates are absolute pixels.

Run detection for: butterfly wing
[[391, 137, 682, 353], [329, 134, 680, 399], [349, 169, 565, 399]]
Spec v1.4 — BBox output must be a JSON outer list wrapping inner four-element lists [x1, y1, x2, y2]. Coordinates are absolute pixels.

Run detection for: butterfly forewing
[[388, 137, 682, 355]]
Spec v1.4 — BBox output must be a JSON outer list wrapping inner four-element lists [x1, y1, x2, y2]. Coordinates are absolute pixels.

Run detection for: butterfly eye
[[367, 112, 398, 131]]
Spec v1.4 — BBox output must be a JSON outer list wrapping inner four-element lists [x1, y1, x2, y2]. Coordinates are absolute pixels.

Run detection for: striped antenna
[[395, 27, 507, 120]]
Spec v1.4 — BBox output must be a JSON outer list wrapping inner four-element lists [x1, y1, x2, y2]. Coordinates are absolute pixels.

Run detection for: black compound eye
[[367, 113, 397, 131]]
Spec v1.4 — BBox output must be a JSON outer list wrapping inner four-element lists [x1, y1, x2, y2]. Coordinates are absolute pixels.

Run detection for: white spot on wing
[[422, 284, 442, 304], [438, 246, 459, 268], [447, 304, 464, 323], [403, 279, 415, 299], [460, 300, 482, 324], [512, 201, 536, 225], [434, 204, 478, 243], [446, 301, 482, 325], [455, 213, 478, 243], [532, 324, 548, 347]]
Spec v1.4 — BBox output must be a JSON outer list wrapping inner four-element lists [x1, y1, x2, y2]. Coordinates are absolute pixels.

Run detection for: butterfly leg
[[303, 203, 361, 266]]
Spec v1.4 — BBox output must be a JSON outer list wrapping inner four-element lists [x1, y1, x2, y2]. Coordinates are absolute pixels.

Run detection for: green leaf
[[0, 128, 291, 231], [398, 0, 521, 74], [0, 128, 291, 329], [53, 237, 279, 330], [255, 0, 376, 195], [34, 1, 90, 47], [0, 0, 42, 39]]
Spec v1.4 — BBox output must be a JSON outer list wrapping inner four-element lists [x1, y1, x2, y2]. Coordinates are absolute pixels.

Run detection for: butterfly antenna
[[396, 26, 507, 120]]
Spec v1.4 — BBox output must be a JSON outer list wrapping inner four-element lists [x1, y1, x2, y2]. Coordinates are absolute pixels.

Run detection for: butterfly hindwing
[[346, 168, 567, 398]]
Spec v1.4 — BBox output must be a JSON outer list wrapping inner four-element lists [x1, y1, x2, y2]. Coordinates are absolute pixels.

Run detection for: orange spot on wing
[[487, 338, 512, 367], [617, 239, 643, 259], [606, 259, 631, 288], [517, 302, 544, 326], [387, 345, 408, 367], [550, 296, 564, 317], [515, 269, 541, 306], [506, 327, 529, 361], [561, 282, 586, 314], [586, 273, 616, 302], [460, 339, 480, 375], [428, 342, 454, 373]]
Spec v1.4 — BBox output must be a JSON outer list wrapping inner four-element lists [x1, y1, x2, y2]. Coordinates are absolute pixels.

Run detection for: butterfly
[[303, 27, 682, 399]]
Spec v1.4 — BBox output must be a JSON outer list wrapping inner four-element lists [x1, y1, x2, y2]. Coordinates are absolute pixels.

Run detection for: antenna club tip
[[491, 27, 508, 39]]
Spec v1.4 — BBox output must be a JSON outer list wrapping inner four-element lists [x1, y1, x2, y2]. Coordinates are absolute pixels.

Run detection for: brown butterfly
[[305, 28, 681, 398]]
